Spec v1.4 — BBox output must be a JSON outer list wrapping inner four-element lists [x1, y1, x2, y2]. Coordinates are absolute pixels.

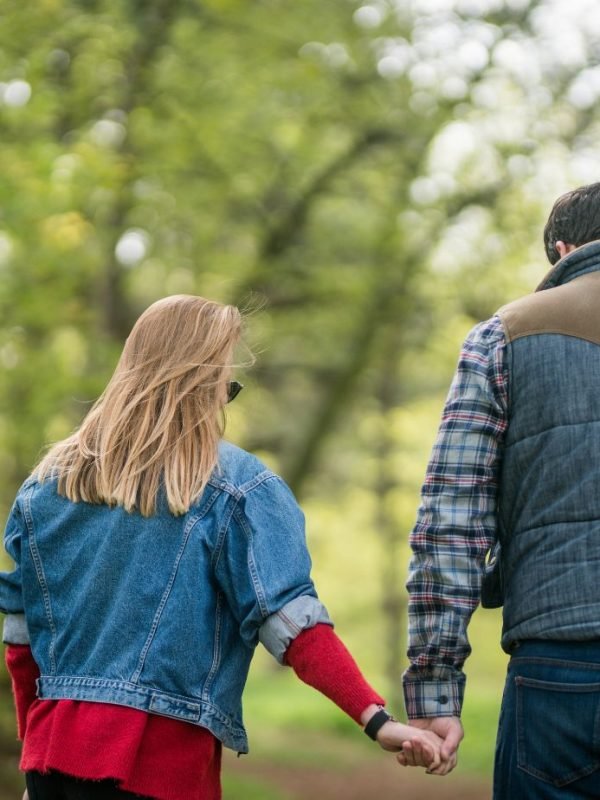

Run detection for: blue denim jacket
[[0, 441, 332, 752]]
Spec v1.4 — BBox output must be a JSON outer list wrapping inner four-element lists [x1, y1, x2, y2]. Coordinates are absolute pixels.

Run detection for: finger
[[429, 748, 442, 771], [428, 756, 450, 776], [410, 739, 429, 768], [446, 753, 458, 774], [396, 752, 408, 767], [402, 742, 417, 768], [423, 749, 444, 770], [427, 764, 447, 776], [401, 741, 418, 767], [427, 760, 448, 776], [428, 752, 457, 776], [441, 724, 464, 761], [440, 736, 460, 766], [411, 738, 437, 769]]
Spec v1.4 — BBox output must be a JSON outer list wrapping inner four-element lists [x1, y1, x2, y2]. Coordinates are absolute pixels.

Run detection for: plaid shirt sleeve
[[403, 316, 508, 719]]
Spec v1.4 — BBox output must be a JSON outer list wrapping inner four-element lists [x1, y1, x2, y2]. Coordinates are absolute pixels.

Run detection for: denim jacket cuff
[[403, 677, 464, 719], [3, 613, 30, 645], [259, 595, 333, 664]]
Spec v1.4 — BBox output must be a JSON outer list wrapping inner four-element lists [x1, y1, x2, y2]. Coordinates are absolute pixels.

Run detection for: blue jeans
[[494, 640, 600, 799]]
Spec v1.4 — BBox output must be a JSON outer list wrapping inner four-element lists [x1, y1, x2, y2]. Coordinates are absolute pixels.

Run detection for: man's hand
[[397, 717, 463, 775], [360, 704, 448, 771], [377, 720, 444, 771]]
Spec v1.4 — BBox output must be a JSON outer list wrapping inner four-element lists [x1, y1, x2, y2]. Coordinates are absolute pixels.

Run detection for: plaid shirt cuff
[[403, 675, 465, 719]]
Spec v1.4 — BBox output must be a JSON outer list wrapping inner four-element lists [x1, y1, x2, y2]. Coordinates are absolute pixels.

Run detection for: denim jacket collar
[[536, 239, 600, 292]]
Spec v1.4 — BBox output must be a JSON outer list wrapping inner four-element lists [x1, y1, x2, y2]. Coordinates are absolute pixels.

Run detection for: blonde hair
[[35, 295, 243, 516]]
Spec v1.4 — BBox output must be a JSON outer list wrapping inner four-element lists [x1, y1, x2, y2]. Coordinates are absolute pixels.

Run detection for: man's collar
[[536, 239, 600, 292]]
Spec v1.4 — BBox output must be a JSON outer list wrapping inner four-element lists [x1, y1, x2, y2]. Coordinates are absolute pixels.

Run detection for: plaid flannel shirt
[[403, 316, 508, 719]]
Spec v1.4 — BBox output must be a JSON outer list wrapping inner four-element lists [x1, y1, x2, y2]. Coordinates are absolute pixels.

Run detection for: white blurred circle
[[90, 119, 127, 148], [353, 6, 384, 28], [115, 229, 150, 267], [3, 80, 32, 107]]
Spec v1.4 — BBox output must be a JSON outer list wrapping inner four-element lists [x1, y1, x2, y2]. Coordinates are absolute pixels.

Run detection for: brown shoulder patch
[[498, 271, 600, 346]]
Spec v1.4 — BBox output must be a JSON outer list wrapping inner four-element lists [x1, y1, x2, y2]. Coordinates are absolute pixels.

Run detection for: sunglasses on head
[[227, 381, 244, 403]]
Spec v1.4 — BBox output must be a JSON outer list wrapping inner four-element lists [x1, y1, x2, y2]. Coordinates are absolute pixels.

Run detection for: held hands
[[361, 705, 461, 776], [361, 704, 452, 775], [376, 718, 447, 773], [397, 716, 464, 776]]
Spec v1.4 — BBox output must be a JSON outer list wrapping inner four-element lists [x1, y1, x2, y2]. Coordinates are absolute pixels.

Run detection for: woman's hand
[[376, 719, 444, 771], [397, 716, 462, 776], [360, 704, 453, 774]]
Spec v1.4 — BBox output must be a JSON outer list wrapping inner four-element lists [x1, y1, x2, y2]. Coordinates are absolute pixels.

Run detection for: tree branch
[[233, 128, 406, 304]]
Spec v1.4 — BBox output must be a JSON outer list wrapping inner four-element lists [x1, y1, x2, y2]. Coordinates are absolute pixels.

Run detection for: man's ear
[[555, 240, 577, 259]]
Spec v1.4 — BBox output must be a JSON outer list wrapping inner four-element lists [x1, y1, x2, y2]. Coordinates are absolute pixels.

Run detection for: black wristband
[[364, 707, 394, 741]]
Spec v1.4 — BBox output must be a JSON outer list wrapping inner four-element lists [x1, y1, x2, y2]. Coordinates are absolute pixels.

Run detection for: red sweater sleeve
[[5, 644, 40, 739], [284, 623, 385, 723]]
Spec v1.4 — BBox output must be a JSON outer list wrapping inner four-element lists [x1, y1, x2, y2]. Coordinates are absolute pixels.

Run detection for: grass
[[223, 773, 289, 800]]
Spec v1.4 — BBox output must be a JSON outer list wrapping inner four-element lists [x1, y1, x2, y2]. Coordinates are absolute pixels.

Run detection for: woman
[[1, 295, 446, 800]]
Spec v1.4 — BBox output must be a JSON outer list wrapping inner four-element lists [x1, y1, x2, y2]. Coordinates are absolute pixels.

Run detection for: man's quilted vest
[[495, 240, 600, 652]]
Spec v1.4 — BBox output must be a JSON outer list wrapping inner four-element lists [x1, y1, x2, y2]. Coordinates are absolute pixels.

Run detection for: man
[[400, 182, 600, 797]]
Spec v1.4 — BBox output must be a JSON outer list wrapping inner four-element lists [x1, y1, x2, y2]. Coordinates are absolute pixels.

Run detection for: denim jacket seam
[[238, 471, 276, 495], [207, 478, 243, 501], [38, 675, 237, 722], [203, 496, 237, 694], [202, 590, 223, 701], [210, 495, 240, 571], [4, 498, 24, 561], [207, 470, 275, 500], [231, 504, 268, 618], [130, 512, 201, 684], [276, 609, 302, 635], [17, 477, 37, 497], [189, 485, 221, 521], [4, 531, 20, 553], [23, 484, 58, 674]]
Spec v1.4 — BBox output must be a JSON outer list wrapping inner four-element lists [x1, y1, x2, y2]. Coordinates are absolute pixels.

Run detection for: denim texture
[[495, 640, 600, 799], [0, 441, 332, 752], [498, 247, 600, 652]]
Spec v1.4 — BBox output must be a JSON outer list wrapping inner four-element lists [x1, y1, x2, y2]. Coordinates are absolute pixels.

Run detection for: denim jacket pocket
[[516, 675, 600, 786]]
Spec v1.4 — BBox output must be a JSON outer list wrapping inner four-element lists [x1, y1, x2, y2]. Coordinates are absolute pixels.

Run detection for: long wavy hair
[[35, 295, 243, 516]]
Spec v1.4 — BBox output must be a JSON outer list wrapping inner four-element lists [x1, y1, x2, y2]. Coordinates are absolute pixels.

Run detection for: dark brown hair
[[544, 182, 600, 264]]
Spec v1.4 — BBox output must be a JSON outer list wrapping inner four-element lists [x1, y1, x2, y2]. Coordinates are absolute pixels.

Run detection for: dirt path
[[225, 752, 490, 800]]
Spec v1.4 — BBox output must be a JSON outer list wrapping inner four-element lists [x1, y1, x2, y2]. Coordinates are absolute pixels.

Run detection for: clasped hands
[[362, 706, 464, 776]]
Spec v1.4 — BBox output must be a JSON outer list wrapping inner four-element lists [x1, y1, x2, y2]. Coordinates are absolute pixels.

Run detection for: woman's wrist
[[361, 704, 401, 747], [360, 703, 383, 727], [361, 704, 420, 749]]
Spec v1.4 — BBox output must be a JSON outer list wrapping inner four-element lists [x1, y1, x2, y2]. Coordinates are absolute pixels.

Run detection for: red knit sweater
[[6, 624, 384, 800]]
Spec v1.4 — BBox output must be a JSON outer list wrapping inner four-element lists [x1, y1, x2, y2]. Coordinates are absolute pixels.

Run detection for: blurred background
[[1, 0, 599, 796]]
